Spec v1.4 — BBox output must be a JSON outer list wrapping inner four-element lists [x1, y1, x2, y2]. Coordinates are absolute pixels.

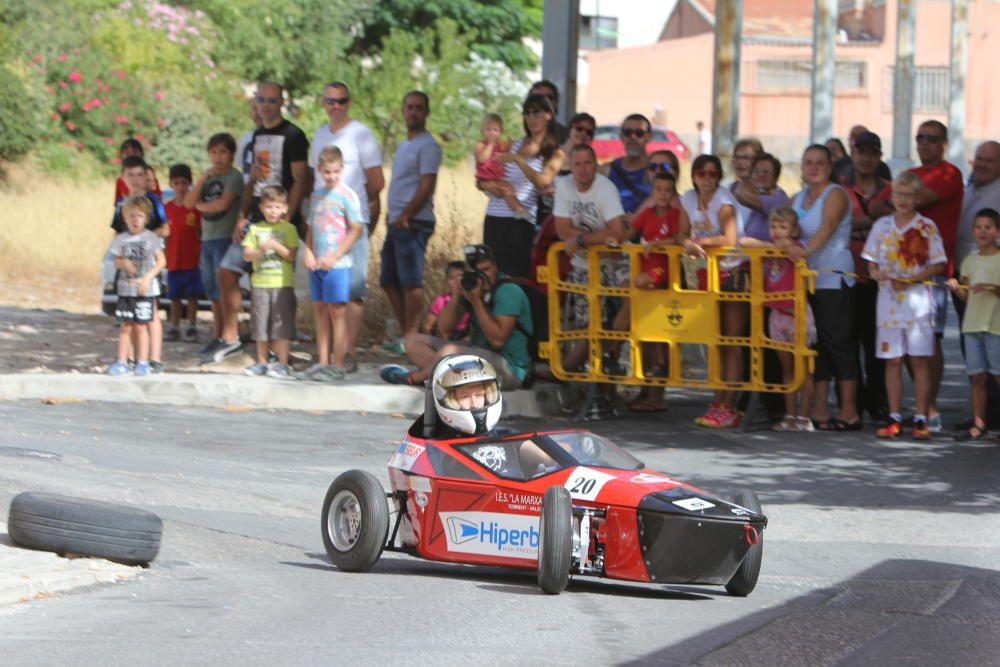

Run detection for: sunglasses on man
[[572, 124, 595, 137], [648, 163, 672, 173], [915, 133, 943, 144], [323, 96, 350, 106], [621, 128, 647, 139], [256, 96, 281, 105]]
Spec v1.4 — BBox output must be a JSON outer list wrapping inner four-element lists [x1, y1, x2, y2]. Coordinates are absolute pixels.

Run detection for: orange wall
[[584, 0, 999, 161]]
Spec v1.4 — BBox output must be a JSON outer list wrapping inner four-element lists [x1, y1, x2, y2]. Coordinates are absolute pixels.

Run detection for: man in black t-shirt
[[209, 81, 309, 365]]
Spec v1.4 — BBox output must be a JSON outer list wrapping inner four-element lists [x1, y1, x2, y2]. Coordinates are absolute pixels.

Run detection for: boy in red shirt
[[616, 170, 683, 412], [164, 164, 202, 342]]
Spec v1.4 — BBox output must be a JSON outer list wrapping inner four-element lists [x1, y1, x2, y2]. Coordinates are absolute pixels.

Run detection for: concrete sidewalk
[[0, 370, 547, 418], [0, 522, 141, 606]]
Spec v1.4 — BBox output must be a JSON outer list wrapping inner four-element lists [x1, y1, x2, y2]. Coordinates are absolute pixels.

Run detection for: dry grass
[[0, 163, 116, 312], [0, 157, 805, 334]]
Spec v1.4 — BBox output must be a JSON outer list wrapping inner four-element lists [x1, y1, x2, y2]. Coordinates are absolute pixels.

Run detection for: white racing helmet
[[432, 354, 502, 435]]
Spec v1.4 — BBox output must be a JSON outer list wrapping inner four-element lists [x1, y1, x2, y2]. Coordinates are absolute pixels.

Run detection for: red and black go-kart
[[321, 398, 767, 596]]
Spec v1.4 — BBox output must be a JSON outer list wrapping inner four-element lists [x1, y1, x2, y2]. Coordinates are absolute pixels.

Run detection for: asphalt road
[[0, 398, 998, 666]]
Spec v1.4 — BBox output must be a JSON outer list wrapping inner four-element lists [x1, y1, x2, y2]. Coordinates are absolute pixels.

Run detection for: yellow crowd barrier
[[536, 243, 817, 392]]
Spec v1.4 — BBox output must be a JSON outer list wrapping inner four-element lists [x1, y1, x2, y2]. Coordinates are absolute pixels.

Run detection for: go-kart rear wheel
[[321, 470, 389, 572], [725, 489, 763, 597], [537, 486, 573, 594]]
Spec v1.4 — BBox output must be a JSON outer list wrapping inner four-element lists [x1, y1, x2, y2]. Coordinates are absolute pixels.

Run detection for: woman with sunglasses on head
[[680, 155, 747, 428], [786, 144, 861, 431], [558, 112, 597, 175], [728, 138, 765, 226], [479, 94, 565, 281], [634, 150, 682, 214]]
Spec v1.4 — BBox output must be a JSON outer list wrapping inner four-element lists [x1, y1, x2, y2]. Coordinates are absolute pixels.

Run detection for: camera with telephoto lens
[[461, 269, 486, 292]]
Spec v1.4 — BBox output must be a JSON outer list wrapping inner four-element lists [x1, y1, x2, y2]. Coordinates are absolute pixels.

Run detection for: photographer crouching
[[380, 244, 534, 388]]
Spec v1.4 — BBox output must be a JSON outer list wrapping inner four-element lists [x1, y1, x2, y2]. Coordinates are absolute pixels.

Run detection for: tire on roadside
[[321, 470, 389, 572], [8, 492, 162, 566], [725, 489, 763, 597], [537, 485, 573, 595]]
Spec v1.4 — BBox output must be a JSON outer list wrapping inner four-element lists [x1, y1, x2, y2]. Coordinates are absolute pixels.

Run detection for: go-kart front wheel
[[725, 489, 763, 596], [537, 486, 573, 594], [321, 470, 389, 572]]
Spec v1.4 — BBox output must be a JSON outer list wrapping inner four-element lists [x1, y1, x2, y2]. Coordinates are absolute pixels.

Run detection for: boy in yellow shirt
[[242, 185, 299, 378]]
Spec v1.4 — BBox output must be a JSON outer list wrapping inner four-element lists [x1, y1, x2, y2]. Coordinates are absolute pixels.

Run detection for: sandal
[[954, 425, 987, 442], [825, 417, 863, 432], [771, 415, 797, 432], [796, 416, 815, 432], [629, 400, 668, 413]]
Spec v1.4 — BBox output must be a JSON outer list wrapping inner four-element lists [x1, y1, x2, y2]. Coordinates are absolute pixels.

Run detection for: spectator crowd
[[106, 78, 1000, 442]]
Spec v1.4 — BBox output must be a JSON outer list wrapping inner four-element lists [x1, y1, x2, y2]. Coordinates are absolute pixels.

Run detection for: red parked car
[[320, 413, 766, 595], [592, 124, 691, 162]]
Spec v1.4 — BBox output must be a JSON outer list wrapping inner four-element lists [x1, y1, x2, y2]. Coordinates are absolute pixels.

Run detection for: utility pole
[[541, 0, 580, 125], [948, 0, 969, 173], [810, 0, 837, 144], [891, 0, 916, 164], [712, 1, 743, 157]]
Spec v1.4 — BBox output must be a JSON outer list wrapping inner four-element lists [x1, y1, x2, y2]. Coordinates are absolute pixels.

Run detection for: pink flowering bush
[[28, 49, 162, 166]]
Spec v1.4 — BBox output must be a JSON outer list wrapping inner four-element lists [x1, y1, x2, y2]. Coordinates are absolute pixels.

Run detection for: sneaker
[[209, 339, 243, 364], [912, 419, 931, 440], [344, 354, 358, 374], [198, 338, 223, 357], [297, 363, 326, 381], [133, 362, 151, 377], [106, 361, 131, 377], [244, 362, 268, 377], [320, 365, 346, 381], [381, 338, 406, 355], [184, 326, 198, 342], [266, 363, 293, 379], [694, 402, 723, 427], [877, 418, 903, 439], [715, 405, 743, 428], [380, 364, 413, 385], [927, 414, 942, 434], [165, 327, 181, 342], [148, 360, 164, 374]]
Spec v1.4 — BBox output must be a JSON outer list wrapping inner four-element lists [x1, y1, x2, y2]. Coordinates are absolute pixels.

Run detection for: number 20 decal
[[563, 467, 615, 501]]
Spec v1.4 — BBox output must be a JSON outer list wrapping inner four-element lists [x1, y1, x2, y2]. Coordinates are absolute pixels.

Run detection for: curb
[[0, 523, 141, 606], [0, 373, 546, 418]]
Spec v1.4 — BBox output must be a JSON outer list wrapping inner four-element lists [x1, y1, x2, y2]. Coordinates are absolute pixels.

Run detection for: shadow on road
[[623, 559, 1000, 666]]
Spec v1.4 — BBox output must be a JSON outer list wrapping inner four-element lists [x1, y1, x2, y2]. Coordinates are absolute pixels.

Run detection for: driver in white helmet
[[432, 354, 554, 477]]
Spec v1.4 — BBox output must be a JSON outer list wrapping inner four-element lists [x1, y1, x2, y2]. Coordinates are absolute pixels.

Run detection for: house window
[[579, 15, 617, 51], [884, 66, 950, 113], [749, 60, 867, 93]]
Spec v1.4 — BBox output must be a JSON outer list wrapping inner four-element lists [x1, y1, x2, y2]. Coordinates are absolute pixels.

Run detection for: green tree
[[192, 0, 370, 101], [342, 19, 527, 164], [349, 0, 541, 73]]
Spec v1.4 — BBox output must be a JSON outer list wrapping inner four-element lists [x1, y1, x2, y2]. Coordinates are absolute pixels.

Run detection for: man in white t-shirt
[[309, 82, 385, 371], [553, 144, 628, 370]]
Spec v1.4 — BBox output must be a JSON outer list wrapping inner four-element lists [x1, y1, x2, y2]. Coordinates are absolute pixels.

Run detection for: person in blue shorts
[[302, 146, 364, 380]]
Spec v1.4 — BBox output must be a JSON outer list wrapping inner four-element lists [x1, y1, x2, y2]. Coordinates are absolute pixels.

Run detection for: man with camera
[[379, 244, 534, 389]]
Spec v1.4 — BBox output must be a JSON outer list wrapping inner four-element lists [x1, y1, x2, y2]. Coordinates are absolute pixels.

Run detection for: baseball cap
[[853, 131, 881, 150]]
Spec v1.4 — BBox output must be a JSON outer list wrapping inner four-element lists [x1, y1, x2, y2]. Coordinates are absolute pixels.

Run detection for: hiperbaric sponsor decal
[[440, 511, 539, 558]]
